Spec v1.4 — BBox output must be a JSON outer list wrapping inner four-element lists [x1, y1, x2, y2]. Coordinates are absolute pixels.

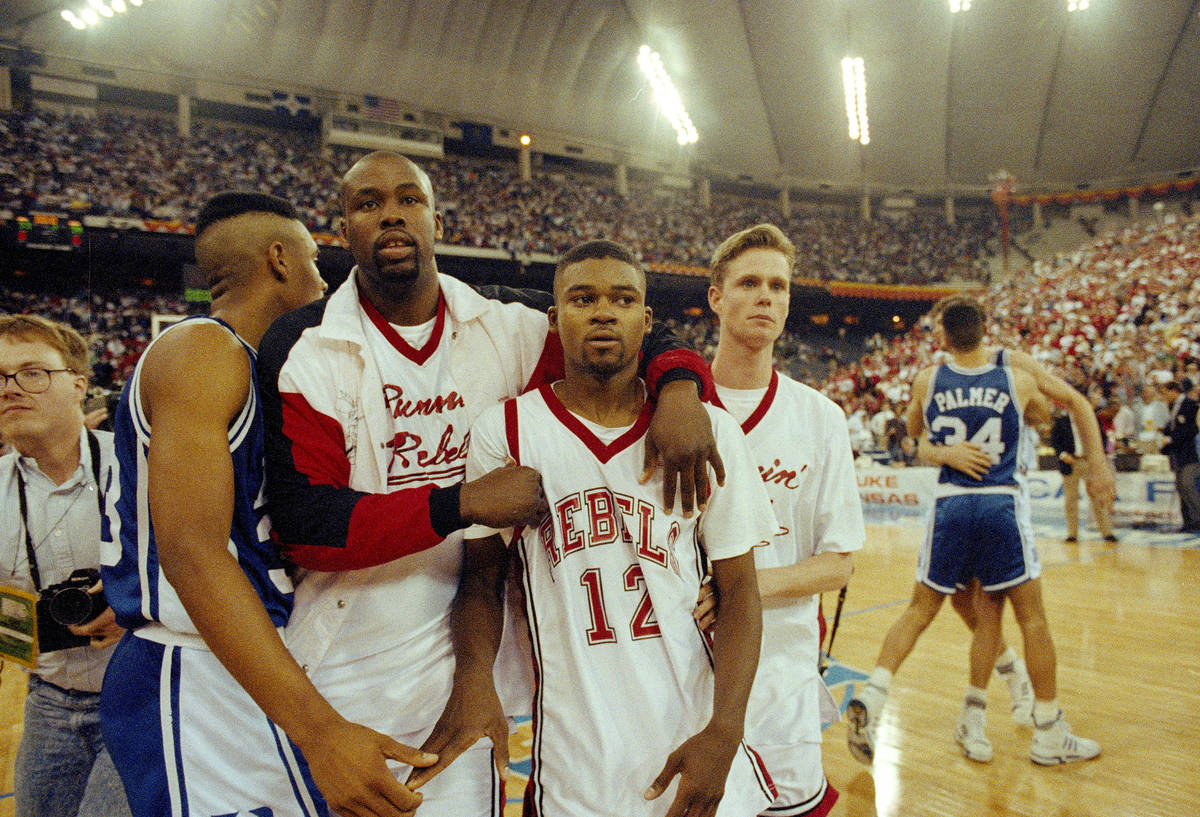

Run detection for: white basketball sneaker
[[954, 700, 994, 762], [998, 657, 1034, 726], [846, 684, 885, 764], [1030, 712, 1101, 765]]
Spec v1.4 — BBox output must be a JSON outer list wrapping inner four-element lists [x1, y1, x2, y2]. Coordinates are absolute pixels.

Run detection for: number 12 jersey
[[466, 383, 777, 817]]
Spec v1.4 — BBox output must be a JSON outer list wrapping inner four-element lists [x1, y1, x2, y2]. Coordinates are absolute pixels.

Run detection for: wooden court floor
[[2, 522, 1197, 817], [813, 523, 1200, 817]]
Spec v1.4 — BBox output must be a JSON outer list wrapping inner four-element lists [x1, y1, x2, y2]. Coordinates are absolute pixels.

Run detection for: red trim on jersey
[[360, 288, 446, 365], [504, 398, 520, 464], [744, 742, 779, 801], [538, 383, 652, 463], [523, 333, 565, 393], [521, 777, 535, 817], [794, 778, 839, 817], [710, 369, 779, 435], [818, 599, 827, 646], [504, 397, 527, 542], [740, 369, 779, 434], [515, 546, 546, 817]]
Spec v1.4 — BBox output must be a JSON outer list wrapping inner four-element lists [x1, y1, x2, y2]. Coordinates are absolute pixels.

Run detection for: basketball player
[[939, 391, 1050, 730], [920, 306, 1107, 743], [256, 152, 721, 816], [458, 239, 776, 817], [99, 192, 438, 817], [703, 224, 862, 817], [847, 296, 1100, 766]]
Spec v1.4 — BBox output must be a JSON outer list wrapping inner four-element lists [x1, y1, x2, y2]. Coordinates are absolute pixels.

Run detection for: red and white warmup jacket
[[255, 270, 709, 735]]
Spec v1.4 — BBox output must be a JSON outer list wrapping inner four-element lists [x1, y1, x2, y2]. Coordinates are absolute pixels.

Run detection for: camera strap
[[15, 430, 105, 593]]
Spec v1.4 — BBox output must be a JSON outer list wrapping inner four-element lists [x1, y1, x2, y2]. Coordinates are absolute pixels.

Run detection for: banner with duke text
[[857, 467, 1182, 528]]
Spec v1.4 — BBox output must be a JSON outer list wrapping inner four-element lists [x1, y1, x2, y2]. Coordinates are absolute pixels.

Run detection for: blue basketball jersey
[[101, 316, 294, 635], [924, 349, 1022, 489]]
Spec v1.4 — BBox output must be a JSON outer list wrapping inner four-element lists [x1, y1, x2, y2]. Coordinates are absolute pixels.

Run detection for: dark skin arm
[[646, 551, 762, 817], [142, 323, 434, 817], [406, 534, 511, 791], [645, 379, 725, 517]]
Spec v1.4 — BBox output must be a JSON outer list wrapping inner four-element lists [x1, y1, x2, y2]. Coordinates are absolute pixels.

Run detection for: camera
[[35, 568, 108, 653]]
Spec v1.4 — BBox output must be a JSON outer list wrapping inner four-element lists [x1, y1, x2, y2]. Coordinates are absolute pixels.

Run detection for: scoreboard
[[14, 212, 84, 251]]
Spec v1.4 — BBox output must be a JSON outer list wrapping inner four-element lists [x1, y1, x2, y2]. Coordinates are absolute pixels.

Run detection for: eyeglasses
[[0, 368, 76, 394]]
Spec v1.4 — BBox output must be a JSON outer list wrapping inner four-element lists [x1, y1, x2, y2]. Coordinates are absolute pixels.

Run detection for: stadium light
[[60, 8, 86, 27], [1067, 0, 1090, 9], [949, 0, 972, 11], [519, 134, 531, 146], [841, 57, 869, 146], [637, 45, 699, 146], [62, 0, 150, 27]]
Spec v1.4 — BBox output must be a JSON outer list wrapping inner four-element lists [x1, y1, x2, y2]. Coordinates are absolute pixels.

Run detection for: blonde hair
[[0, 315, 89, 374], [709, 223, 796, 288]]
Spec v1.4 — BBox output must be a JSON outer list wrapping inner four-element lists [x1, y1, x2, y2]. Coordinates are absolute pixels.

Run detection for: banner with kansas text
[[857, 467, 1182, 528]]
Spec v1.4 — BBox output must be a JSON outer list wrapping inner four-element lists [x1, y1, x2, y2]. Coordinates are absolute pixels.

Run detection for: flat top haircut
[[195, 192, 300, 238], [938, 295, 987, 352], [0, 314, 89, 374], [553, 240, 646, 297], [709, 223, 796, 289]]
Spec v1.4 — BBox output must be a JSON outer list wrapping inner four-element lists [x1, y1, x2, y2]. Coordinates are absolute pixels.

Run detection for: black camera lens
[[48, 586, 94, 626]]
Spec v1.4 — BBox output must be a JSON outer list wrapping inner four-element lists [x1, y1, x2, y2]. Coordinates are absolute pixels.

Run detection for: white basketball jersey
[[715, 371, 865, 746], [467, 384, 778, 817]]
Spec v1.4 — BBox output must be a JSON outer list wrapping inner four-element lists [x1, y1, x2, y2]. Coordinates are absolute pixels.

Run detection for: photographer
[[0, 315, 129, 817]]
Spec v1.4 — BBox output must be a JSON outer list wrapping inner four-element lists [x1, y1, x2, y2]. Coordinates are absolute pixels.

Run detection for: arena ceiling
[[3, 0, 1199, 195]]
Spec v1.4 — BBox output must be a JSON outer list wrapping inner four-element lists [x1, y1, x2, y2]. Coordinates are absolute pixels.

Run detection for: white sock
[[1033, 699, 1059, 727], [994, 648, 1019, 674], [867, 667, 893, 694], [965, 685, 988, 707]]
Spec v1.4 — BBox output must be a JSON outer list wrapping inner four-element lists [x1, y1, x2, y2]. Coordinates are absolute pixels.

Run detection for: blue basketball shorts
[[100, 632, 328, 817], [917, 491, 1039, 594]]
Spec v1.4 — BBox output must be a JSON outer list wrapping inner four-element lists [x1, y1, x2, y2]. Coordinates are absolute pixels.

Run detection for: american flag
[[363, 94, 402, 121]]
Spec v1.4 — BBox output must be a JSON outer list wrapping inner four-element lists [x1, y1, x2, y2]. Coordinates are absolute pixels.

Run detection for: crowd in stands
[[1, 108, 995, 283], [2, 215, 1197, 468], [0, 286, 194, 392], [818, 215, 1200, 459], [7, 106, 1197, 456]]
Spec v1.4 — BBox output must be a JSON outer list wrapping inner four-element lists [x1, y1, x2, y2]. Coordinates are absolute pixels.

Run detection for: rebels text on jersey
[[466, 385, 776, 817]]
